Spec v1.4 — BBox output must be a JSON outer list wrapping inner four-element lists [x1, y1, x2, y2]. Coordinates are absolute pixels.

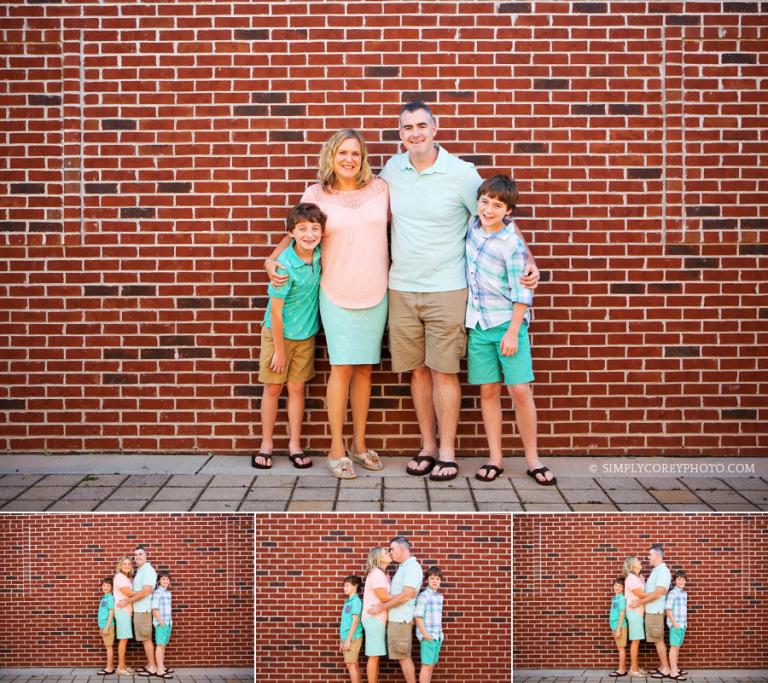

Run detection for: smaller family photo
[[255, 513, 511, 682], [513, 513, 768, 683], [0, 513, 254, 678]]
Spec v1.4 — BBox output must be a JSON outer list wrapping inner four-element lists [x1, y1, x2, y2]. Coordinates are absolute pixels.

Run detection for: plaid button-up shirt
[[465, 216, 533, 331], [414, 588, 444, 641], [665, 586, 687, 629], [152, 586, 172, 626]]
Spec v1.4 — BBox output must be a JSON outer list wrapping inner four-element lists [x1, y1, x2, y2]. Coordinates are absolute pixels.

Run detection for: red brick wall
[[1, 2, 765, 455], [0, 513, 254, 667], [513, 513, 768, 669], [255, 513, 511, 682]]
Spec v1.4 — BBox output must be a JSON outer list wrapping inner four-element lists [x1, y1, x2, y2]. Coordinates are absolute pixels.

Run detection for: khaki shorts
[[387, 620, 414, 661], [645, 612, 664, 642], [388, 289, 467, 374], [343, 636, 362, 664], [101, 624, 115, 648], [133, 611, 152, 641], [258, 327, 315, 384], [613, 625, 627, 648]]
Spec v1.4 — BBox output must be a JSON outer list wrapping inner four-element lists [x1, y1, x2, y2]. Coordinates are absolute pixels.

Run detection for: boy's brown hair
[[477, 174, 518, 210], [286, 202, 327, 232]]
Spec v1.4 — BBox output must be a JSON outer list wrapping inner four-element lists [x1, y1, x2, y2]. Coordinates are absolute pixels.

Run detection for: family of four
[[97, 545, 174, 678], [257, 100, 556, 487], [338, 536, 443, 683]]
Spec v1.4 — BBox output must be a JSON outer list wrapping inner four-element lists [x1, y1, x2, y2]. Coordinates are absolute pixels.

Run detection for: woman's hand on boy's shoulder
[[266, 260, 289, 287], [520, 263, 540, 290]]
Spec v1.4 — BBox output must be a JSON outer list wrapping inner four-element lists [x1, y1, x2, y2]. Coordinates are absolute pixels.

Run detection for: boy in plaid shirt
[[665, 570, 689, 681], [414, 567, 444, 683], [151, 571, 173, 679], [465, 174, 556, 487]]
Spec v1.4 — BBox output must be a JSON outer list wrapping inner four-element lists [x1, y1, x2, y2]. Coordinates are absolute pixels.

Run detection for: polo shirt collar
[[400, 145, 448, 175]]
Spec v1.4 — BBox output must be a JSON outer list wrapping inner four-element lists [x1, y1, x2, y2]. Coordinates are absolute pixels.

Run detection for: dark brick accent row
[[269, 131, 304, 142], [121, 285, 156, 296], [271, 105, 306, 116], [29, 222, 62, 231], [252, 91, 287, 103], [0, 222, 25, 231], [10, 183, 45, 194], [666, 14, 699, 25], [610, 283, 645, 294], [723, 2, 758, 11], [687, 205, 719, 217], [104, 374, 138, 384], [572, 104, 605, 115], [179, 348, 212, 359], [83, 285, 119, 296], [722, 53, 757, 64], [214, 297, 249, 308], [233, 105, 268, 116], [179, 297, 212, 308], [120, 207, 155, 219], [233, 361, 260, 372], [702, 219, 737, 230], [401, 91, 437, 101], [666, 244, 699, 256], [665, 346, 700, 358], [460, 155, 493, 166], [102, 119, 137, 130], [159, 335, 195, 346], [684, 258, 718, 269], [498, 2, 532, 11], [741, 218, 768, 229], [627, 168, 662, 179], [141, 348, 175, 360], [721, 409, 758, 419], [85, 183, 118, 194], [648, 283, 683, 294], [157, 182, 192, 193], [534, 78, 568, 90], [366, 66, 400, 77], [573, 2, 607, 11], [104, 349, 136, 360], [609, 104, 643, 115], [234, 29, 269, 40], [740, 244, 768, 255], [28, 94, 62, 106], [514, 142, 547, 153], [234, 385, 261, 396], [0, 399, 25, 409]]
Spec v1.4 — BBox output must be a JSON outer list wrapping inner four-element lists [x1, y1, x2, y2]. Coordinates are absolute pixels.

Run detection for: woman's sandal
[[526, 466, 557, 486], [349, 448, 384, 471], [475, 464, 504, 482], [288, 451, 313, 469], [97, 670, 115, 676], [429, 460, 459, 482], [628, 671, 646, 678], [328, 455, 357, 479], [406, 454, 436, 476], [251, 452, 272, 469]]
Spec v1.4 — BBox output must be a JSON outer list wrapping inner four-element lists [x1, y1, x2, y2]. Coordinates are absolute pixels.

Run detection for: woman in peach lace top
[[266, 129, 389, 479]]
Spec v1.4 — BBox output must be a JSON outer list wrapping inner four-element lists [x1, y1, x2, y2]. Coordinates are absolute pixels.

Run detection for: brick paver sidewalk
[[0, 670, 252, 683], [514, 671, 768, 683], [1, 455, 766, 512]]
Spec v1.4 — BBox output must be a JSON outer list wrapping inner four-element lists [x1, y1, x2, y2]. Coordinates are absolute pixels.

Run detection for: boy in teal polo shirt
[[255, 202, 326, 471], [97, 577, 115, 676], [609, 577, 628, 678], [339, 575, 363, 683]]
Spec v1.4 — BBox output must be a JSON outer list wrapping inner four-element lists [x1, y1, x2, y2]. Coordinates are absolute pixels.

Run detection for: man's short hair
[[477, 174, 519, 210], [286, 202, 327, 233], [390, 535, 411, 551], [674, 570, 687, 580], [426, 566, 443, 580], [344, 575, 362, 589], [135, 545, 147, 554], [399, 100, 435, 124], [649, 544, 664, 558]]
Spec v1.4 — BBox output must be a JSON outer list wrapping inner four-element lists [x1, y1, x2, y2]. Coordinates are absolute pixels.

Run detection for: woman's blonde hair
[[622, 556, 639, 577], [366, 547, 388, 575], [317, 129, 373, 192], [115, 556, 134, 576]]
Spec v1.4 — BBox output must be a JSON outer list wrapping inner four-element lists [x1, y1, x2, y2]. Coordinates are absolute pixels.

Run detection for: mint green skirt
[[319, 289, 387, 365]]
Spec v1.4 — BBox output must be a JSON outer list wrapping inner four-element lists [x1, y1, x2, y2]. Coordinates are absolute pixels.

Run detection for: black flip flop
[[668, 676, 686, 681], [97, 670, 115, 676], [157, 674, 174, 680], [251, 452, 272, 469], [475, 464, 504, 482], [429, 460, 459, 482], [289, 452, 313, 469], [406, 454, 436, 476], [526, 466, 557, 486], [608, 672, 628, 678], [137, 672, 155, 678], [649, 673, 667, 679]]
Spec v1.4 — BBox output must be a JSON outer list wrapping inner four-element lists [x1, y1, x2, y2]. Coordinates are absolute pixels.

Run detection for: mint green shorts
[[669, 626, 685, 647], [155, 622, 172, 646], [626, 610, 645, 641], [114, 609, 133, 640], [420, 637, 442, 666], [362, 617, 387, 656], [467, 322, 534, 385]]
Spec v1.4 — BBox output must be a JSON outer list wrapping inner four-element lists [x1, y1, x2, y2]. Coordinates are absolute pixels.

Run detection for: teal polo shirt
[[339, 593, 363, 640], [388, 555, 423, 623], [380, 145, 482, 292], [645, 563, 671, 614], [98, 592, 114, 629], [609, 593, 627, 630], [263, 241, 321, 340]]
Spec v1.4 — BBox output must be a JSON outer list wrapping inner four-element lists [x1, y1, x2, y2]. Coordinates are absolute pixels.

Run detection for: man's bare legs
[[408, 367, 460, 476], [655, 640, 670, 675], [141, 639, 157, 673], [398, 657, 417, 683]]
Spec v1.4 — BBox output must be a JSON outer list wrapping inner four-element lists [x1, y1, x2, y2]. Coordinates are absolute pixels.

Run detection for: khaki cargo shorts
[[101, 624, 115, 648], [613, 625, 627, 648], [388, 289, 467, 374], [387, 620, 414, 661], [258, 327, 315, 384], [343, 636, 362, 663], [133, 611, 152, 641], [645, 612, 664, 643]]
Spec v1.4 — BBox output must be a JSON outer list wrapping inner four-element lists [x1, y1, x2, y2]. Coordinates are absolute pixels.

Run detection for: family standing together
[[97, 545, 174, 678], [338, 536, 444, 683], [609, 544, 689, 680], [256, 101, 556, 486]]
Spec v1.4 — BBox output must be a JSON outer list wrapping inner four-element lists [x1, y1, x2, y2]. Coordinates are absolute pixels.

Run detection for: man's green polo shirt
[[263, 241, 321, 340], [380, 145, 482, 292]]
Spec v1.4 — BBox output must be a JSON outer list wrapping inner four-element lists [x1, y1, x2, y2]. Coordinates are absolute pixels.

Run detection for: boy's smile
[[291, 220, 323, 256], [477, 195, 512, 232]]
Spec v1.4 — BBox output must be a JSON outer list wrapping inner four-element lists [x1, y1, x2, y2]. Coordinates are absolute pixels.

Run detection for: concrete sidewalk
[[514, 671, 768, 683], [0, 670, 252, 683], [0, 454, 766, 512]]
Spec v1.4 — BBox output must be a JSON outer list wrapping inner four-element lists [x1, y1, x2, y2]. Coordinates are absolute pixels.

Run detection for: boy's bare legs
[[327, 365, 353, 460], [105, 644, 114, 672], [419, 663, 435, 683], [669, 646, 680, 676], [155, 645, 166, 674], [508, 383, 554, 483], [257, 383, 282, 465], [409, 367, 437, 467], [478, 382, 504, 476], [286, 380, 310, 465], [350, 364, 372, 454], [345, 662, 361, 683], [398, 657, 417, 683], [617, 645, 627, 673], [366, 655, 380, 683]]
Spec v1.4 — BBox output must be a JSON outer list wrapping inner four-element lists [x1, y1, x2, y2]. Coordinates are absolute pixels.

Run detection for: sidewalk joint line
[[46, 473, 108, 512], [194, 453, 214, 475], [139, 474, 174, 511], [188, 474, 215, 510], [235, 475, 258, 511]]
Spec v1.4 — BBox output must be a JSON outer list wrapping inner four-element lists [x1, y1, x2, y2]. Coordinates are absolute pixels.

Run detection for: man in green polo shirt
[[380, 101, 540, 481]]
